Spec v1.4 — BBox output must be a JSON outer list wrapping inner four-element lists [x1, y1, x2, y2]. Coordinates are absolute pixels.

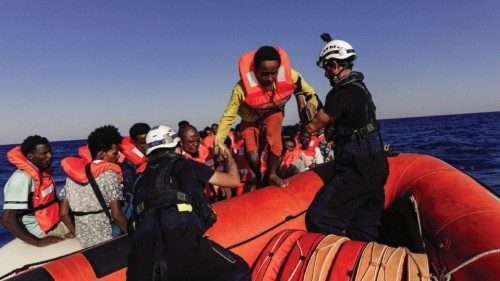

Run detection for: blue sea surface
[[0, 112, 499, 246]]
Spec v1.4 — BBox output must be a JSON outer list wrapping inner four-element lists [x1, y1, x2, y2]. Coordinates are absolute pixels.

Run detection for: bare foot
[[268, 174, 288, 187]]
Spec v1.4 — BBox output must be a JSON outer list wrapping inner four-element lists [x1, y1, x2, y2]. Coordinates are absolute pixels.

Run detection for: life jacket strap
[[16, 199, 58, 217], [71, 208, 109, 216]]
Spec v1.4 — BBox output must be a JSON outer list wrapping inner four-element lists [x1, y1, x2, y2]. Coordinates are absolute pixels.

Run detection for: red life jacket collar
[[61, 157, 123, 184], [7, 146, 52, 180]]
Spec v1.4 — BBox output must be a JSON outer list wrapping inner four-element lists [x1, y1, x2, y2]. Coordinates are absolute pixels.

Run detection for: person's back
[[127, 125, 250, 281]]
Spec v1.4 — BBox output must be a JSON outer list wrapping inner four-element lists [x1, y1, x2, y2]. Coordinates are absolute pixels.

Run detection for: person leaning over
[[1, 135, 71, 247], [127, 125, 250, 281], [304, 33, 389, 242], [215, 46, 320, 187], [58, 125, 128, 248]]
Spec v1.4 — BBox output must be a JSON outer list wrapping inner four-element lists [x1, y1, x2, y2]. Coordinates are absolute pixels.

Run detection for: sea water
[[0, 111, 499, 246]]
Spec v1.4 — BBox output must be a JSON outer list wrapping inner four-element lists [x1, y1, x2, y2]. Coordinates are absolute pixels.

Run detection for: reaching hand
[[216, 144, 231, 161]]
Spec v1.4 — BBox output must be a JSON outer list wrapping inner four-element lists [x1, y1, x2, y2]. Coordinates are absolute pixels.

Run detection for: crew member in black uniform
[[127, 125, 250, 281], [304, 33, 389, 242]]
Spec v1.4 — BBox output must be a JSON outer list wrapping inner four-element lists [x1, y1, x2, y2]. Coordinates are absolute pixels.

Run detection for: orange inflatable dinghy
[[2, 153, 499, 281]]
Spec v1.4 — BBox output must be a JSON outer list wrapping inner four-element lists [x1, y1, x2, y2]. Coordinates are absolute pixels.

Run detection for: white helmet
[[145, 125, 180, 155], [316, 33, 356, 67]]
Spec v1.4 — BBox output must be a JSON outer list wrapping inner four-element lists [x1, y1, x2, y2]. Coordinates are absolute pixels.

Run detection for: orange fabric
[[182, 144, 214, 168], [61, 156, 123, 184], [119, 136, 147, 166], [239, 47, 295, 114], [252, 229, 306, 281], [6, 146, 60, 232], [79, 145, 125, 164], [43, 253, 96, 280], [240, 111, 284, 157], [279, 232, 326, 281], [203, 134, 216, 149], [305, 135, 320, 157]]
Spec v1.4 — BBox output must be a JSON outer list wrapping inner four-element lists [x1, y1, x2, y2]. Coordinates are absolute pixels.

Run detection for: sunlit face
[[181, 129, 200, 156], [28, 143, 53, 171], [132, 134, 148, 155], [256, 60, 280, 89], [100, 144, 120, 164]]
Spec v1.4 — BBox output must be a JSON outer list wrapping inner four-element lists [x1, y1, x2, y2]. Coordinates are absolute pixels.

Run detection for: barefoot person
[[215, 46, 319, 187]]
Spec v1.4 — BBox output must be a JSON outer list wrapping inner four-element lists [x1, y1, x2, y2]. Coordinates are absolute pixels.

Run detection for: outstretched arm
[[305, 109, 334, 134], [208, 144, 241, 187]]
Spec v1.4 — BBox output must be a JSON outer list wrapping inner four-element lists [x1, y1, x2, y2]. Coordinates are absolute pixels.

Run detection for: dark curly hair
[[21, 135, 49, 157], [129, 122, 150, 141], [87, 125, 123, 159], [254, 46, 281, 70]]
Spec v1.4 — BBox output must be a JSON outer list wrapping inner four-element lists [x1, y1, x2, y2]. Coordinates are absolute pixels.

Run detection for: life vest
[[279, 148, 300, 177], [305, 135, 321, 157], [6, 146, 60, 233], [202, 135, 216, 149], [182, 144, 214, 168], [239, 47, 296, 113], [61, 157, 123, 185], [78, 145, 126, 164], [119, 136, 147, 172]]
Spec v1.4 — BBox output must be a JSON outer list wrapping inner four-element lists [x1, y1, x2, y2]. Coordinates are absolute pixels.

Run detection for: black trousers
[[127, 209, 250, 281], [306, 164, 385, 242]]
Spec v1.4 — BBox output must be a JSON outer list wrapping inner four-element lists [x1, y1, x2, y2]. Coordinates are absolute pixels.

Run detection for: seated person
[[295, 132, 324, 172], [1, 135, 71, 247], [58, 125, 128, 248]]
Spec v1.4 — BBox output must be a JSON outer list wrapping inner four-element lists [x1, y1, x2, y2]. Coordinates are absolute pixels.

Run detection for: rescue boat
[[2, 153, 499, 281]]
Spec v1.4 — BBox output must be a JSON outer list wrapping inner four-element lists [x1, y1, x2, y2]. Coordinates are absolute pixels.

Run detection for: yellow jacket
[[215, 69, 318, 146]]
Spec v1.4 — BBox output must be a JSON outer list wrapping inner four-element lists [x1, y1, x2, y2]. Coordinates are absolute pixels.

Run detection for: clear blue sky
[[1, 1, 499, 145]]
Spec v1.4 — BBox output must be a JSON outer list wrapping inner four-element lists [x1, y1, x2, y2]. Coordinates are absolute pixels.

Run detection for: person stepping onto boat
[[304, 33, 389, 242], [215, 46, 320, 187]]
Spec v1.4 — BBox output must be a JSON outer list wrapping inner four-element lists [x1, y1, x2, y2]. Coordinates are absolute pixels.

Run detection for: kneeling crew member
[[127, 125, 250, 281]]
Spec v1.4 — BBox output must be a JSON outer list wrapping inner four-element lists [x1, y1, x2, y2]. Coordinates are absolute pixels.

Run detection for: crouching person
[[127, 125, 250, 281], [58, 125, 128, 248]]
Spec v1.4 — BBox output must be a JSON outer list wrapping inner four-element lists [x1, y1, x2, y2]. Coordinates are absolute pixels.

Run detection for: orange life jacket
[[305, 135, 321, 157], [202, 135, 216, 149], [6, 147, 60, 233], [239, 47, 296, 114], [182, 144, 214, 168], [119, 136, 147, 173], [279, 148, 301, 177], [79, 145, 126, 164], [61, 157, 123, 185]]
